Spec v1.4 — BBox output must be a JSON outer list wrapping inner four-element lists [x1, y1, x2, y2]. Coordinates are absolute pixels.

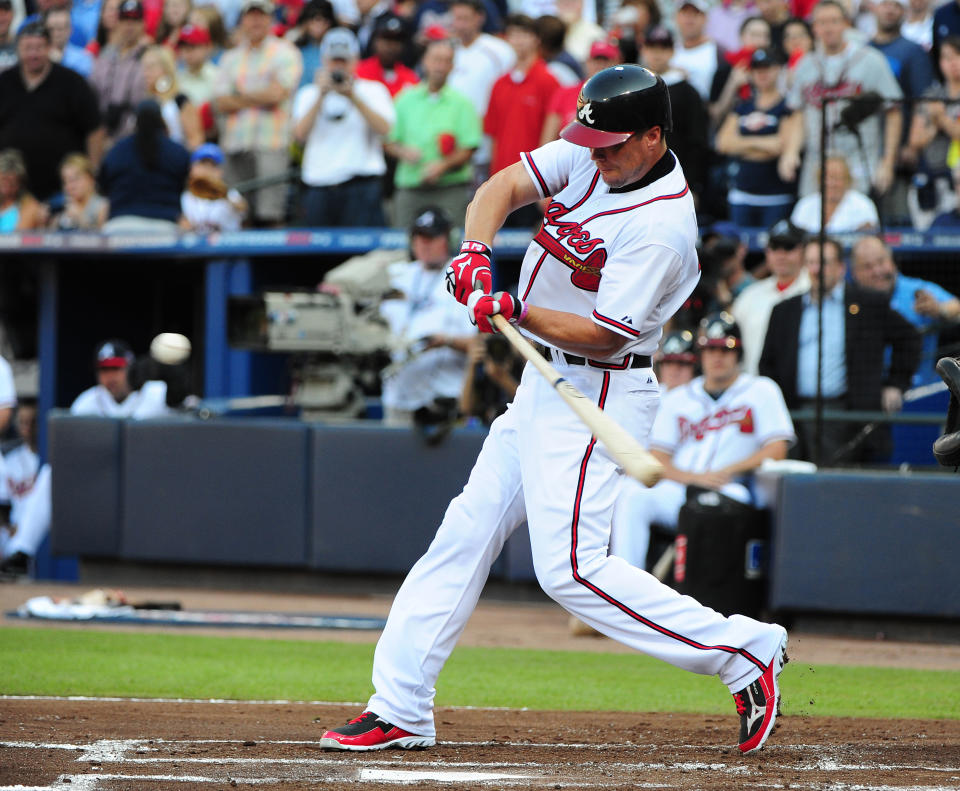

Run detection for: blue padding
[[48, 413, 124, 556], [310, 424, 486, 572], [769, 471, 960, 616], [121, 418, 311, 565]]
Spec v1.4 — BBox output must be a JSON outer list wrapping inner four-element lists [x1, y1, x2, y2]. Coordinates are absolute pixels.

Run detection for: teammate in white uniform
[[320, 65, 789, 756], [70, 340, 173, 419], [611, 313, 795, 571], [0, 401, 43, 577]]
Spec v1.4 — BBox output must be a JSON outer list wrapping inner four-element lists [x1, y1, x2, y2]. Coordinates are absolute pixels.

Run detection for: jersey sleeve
[[520, 138, 582, 200], [0, 357, 15, 409], [593, 242, 696, 341], [753, 377, 796, 446]]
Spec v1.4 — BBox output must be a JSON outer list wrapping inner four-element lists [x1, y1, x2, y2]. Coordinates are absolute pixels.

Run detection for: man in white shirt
[[447, 0, 515, 177], [730, 220, 811, 375], [670, 0, 721, 102], [70, 339, 173, 419], [378, 207, 476, 426], [292, 26, 395, 226]]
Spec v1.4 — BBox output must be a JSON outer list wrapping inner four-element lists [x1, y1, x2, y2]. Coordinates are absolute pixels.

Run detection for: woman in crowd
[[86, 0, 121, 57], [188, 4, 229, 56], [781, 17, 813, 90], [908, 35, 960, 228], [790, 154, 880, 232], [50, 153, 109, 230], [142, 45, 204, 149], [98, 99, 191, 233], [710, 15, 773, 127], [715, 47, 795, 227], [155, 0, 192, 48], [0, 150, 46, 232], [290, 0, 337, 88]]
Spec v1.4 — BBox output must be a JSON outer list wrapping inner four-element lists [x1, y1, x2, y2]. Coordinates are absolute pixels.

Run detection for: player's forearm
[[464, 162, 540, 245], [719, 440, 788, 477], [882, 109, 902, 167], [518, 306, 624, 358], [650, 449, 693, 484]]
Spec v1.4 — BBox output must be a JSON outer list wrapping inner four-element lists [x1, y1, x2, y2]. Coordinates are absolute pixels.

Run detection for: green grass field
[[4, 628, 959, 720]]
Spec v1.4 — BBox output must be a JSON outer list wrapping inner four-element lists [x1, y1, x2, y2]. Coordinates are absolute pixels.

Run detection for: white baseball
[[150, 333, 192, 365]]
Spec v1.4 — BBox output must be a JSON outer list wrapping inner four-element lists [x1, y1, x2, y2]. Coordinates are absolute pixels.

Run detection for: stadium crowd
[[2, 0, 960, 582]]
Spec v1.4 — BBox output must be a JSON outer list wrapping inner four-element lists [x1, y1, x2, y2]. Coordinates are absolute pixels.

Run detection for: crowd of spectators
[[3, 0, 960, 232]]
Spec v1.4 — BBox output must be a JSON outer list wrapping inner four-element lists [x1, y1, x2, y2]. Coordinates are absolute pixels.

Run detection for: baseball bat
[[491, 315, 663, 487]]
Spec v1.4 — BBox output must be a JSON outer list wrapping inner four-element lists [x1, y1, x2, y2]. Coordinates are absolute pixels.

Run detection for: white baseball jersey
[[379, 260, 477, 412], [0, 443, 40, 526], [651, 373, 796, 473], [366, 140, 787, 740], [70, 381, 171, 418], [518, 140, 701, 359]]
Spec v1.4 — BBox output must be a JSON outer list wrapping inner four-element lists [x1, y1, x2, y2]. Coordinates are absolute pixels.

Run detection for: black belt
[[546, 347, 651, 370]]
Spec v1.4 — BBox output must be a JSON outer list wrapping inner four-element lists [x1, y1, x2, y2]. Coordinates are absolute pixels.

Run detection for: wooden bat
[[491, 315, 663, 487]]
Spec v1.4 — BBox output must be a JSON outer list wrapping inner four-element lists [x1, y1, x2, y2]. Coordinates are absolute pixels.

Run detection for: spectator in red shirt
[[484, 13, 559, 227], [355, 13, 419, 97]]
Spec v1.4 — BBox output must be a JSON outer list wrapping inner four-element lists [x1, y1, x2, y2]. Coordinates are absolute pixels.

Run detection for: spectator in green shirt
[[385, 38, 481, 230]]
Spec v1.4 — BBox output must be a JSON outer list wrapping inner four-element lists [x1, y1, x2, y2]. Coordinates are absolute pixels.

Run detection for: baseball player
[[656, 329, 698, 392], [70, 340, 175, 418], [0, 399, 43, 579], [611, 313, 795, 573], [320, 65, 789, 756]]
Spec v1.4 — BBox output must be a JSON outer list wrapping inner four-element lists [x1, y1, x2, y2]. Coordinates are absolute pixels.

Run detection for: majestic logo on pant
[[534, 200, 608, 291], [677, 406, 755, 442]]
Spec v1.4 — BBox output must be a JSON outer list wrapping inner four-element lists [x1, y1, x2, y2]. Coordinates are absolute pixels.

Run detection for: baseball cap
[[411, 207, 452, 237], [95, 339, 135, 369], [320, 26, 360, 60], [644, 25, 674, 48], [241, 0, 275, 15], [750, 46, 783, 68], [191, 142, 224, 165], [678, 0, 709, 12], [589, 38, 620, 60], [178, 23, 212, 46], [767, 219, 805, 249], [117, 0, 144, 21], [374, 12, 410, 39]]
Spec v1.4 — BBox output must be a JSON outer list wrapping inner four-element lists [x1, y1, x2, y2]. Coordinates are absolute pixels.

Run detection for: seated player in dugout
[[611, 312, 795, 574], [320, 64, 790, 757]]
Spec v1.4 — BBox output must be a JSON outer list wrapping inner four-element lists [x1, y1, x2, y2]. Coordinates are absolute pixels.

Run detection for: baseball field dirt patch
[[2, 698, 959, 790]]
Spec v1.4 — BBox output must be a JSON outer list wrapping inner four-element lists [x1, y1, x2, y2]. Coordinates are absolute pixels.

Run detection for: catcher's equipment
[[467, 290, 527, 334], [933, 356, 960, 467], [446, 241, 493, 304], [187, 172, 229, 201], [560, 64, 673, 148]]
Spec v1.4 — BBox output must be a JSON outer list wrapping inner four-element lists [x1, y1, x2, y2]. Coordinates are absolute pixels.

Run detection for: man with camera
[[292, 26, 394, 227]]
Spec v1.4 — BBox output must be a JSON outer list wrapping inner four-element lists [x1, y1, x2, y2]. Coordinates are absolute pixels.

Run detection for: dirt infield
[[2, 698, 960, 790], [3, 582, 960, 789]]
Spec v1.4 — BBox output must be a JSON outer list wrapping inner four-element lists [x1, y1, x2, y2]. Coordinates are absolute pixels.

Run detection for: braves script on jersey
[[517, 140, 700, 358], [651, 375, 795, 472]]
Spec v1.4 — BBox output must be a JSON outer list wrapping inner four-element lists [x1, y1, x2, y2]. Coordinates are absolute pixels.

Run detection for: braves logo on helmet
[[578, 101, 595, 125]]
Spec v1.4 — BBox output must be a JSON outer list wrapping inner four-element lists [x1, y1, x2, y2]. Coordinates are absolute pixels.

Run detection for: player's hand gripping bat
[[490, 314, 663, 487]]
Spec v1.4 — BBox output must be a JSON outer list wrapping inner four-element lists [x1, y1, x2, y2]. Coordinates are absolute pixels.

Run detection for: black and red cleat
[[734, 628, 789, 754], [319, 711, 436, 751]]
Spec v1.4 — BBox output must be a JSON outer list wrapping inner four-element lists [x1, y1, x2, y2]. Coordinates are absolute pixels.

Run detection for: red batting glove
[[445, 240, 493, 305], [467, 290, 528, 334]]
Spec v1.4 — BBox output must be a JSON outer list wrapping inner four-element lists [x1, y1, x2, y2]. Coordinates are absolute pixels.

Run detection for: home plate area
[[1, 699, 958, 790]]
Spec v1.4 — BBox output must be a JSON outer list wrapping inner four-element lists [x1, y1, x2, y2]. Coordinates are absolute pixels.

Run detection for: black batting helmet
[[94, 339, 135, 369], [560, 64, 673, 148], [660, 330, 697, 364], [697, 312, 742, 353]]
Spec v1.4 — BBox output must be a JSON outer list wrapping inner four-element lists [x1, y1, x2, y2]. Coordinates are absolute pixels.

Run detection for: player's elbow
[[764, 440, 789, 462]]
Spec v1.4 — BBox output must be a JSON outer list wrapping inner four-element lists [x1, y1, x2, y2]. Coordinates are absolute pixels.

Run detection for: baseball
[[150, 333, 192, 365]]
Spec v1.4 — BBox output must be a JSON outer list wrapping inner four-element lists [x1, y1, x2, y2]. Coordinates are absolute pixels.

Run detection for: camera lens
[[331, 71, 345, 84]]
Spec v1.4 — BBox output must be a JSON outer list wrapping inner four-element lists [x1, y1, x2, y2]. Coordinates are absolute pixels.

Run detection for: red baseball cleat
[[734, 628, 789, 754], [319, 711, 436, 751]]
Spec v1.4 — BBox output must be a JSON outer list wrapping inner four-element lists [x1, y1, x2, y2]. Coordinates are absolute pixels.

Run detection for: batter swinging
[[321, 65, 788, 756]]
